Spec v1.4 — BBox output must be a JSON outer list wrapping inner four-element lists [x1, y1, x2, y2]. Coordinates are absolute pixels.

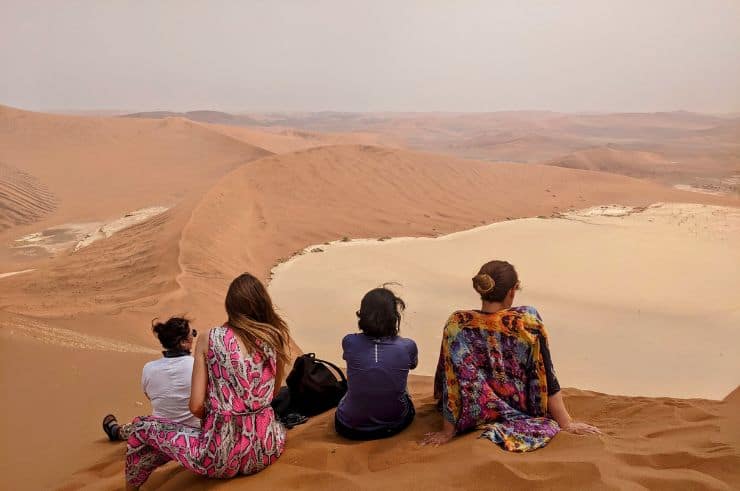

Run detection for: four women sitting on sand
[[111, 260, 598, 488]]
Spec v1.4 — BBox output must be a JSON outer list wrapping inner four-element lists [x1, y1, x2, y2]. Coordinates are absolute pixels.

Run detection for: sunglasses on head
[[180, 328, 197, 342]]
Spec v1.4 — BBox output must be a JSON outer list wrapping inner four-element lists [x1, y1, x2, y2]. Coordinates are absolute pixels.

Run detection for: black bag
[[285, 353, 347, 416], [270, 386, 292, 417]]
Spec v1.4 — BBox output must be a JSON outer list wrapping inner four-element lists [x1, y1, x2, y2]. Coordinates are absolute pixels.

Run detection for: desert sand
[[0, 105, 738, 490], [269, 203, 740, 400]]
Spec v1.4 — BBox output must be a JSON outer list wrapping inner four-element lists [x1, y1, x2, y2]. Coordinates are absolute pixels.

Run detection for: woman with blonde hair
[[124, 273, 289, 489], [422, 260, 599, 450]]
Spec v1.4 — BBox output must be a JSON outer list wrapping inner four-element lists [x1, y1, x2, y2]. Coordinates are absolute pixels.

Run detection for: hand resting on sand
[[548, 392, 601, 435], [560, 421, 601, 435]]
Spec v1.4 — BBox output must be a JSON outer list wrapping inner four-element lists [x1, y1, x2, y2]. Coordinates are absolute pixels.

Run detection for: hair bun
[[472, 273, 495, 294]]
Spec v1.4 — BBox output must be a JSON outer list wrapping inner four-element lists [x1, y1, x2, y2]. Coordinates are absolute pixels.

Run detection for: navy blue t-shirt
[[336, 333, 418, 430]]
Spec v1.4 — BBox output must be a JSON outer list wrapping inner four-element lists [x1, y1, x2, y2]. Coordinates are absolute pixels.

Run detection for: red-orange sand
[[0, 106, 737, 490]]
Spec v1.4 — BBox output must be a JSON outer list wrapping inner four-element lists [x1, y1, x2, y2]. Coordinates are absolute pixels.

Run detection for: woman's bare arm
[[547, 391, 572, 427], [548, 391, 600, 434], [189, 329, 209, 419]]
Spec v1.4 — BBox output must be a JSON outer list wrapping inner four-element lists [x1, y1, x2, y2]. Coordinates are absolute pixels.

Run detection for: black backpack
[[284, 353, 347, 416]]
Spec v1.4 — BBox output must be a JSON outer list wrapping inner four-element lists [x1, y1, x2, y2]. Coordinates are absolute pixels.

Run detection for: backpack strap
[[312, 356, 347, 385]]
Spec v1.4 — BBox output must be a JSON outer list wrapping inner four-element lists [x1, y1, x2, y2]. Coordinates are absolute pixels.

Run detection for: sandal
[[102, 414, 121, 441]]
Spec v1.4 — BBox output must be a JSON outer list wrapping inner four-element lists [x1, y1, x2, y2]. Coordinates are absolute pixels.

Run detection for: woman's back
[[200, 326, 285, 473], [433, 305, 559, 451], [423, 260, 599, 449], [142, 356, 199, 427], [206, 326, 279, 414], [435, 306, 548, 424], [337, 333, 417, 429]]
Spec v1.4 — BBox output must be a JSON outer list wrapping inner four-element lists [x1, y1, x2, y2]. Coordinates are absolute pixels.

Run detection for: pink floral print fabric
[[125, 326, 285, 487]]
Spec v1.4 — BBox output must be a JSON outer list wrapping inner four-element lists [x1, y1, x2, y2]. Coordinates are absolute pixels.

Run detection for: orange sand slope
[[60, 381, 740, 491], [0, 106, 738, 490]]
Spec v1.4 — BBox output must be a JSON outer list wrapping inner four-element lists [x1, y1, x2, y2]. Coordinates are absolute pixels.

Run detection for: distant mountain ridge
[[123, 110, 259, 126]]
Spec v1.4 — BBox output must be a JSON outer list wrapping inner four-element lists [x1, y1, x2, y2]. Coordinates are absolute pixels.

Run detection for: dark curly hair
[[357, 286, 406, 338], [151, 317, 192, 351]]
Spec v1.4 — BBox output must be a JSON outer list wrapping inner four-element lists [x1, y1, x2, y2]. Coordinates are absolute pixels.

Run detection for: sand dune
[[0, 105, 271, 233], [0, 206, 186, 319], [546, 147, 679, 179], [123, 109, 260, 126], [173, 144, 733, 317], [0, 161, 57, 231], [55, 381, 740, 490], [0, 108, 738, 489], [208, 124, 394, 154], [239, 111, 740, 181], [111, 107, 740, 183]]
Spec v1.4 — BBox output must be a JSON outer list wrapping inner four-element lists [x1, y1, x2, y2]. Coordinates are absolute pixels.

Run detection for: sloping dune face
[[0, 161, 57, 231], [0, 208, 186, 318], [247, 111, 740, 185], [0, 105, 272, 228], [143, 119, 393, 155], [175, 144, 730, 315], [546, 147, 679, 179], [0, 105, 276, 278]]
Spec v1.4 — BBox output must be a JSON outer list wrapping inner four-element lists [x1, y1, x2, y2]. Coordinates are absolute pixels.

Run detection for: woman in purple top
[[335, 287, 418, 440]]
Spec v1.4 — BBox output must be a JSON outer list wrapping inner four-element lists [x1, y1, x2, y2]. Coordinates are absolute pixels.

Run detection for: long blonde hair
[[224, 273, 290, 372]]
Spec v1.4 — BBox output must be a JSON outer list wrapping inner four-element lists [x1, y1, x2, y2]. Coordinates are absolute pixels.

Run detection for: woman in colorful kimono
[[124, 273, 289, 489], [421, 260, 599, 451]]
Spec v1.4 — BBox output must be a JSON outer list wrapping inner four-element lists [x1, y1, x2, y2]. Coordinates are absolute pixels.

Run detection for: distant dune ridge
[[0, 104, 738, 490], [545, 146, 682, 178], [122, 108, 740, 189]]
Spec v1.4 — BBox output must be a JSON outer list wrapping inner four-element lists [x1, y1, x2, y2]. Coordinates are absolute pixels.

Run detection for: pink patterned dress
[[125, 326, 286, 487]]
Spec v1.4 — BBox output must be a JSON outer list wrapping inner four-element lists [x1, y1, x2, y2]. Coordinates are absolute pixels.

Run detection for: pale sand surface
[[673, 184, 728, 196], [270, 203, 740, 400], [0, 268, 34, 279], [0, 106, 738, 489]]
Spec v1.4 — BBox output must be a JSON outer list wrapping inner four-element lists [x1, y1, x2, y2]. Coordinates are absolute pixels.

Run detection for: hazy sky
[[2, 1, 739, 113]]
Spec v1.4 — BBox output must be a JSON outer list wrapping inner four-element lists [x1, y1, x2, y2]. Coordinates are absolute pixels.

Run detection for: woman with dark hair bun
[[335, 286, 418, 440], [102, 317, 199, 441], [422, 260, 599, 450]]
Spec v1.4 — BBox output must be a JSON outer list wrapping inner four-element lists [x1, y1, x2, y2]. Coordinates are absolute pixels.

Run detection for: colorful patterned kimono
[[434, 306, 560, 451], [125, 327, 285, 487]]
